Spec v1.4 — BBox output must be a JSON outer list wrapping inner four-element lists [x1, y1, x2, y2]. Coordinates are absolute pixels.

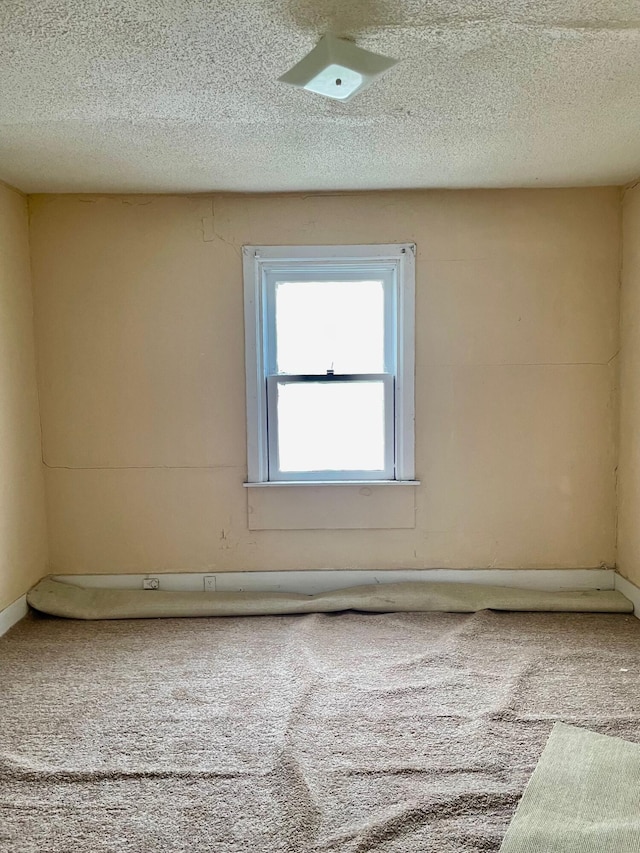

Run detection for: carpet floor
[[1, 609, 640, 852]]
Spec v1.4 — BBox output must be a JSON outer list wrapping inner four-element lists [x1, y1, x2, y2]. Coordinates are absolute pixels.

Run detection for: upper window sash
[[262, 266, 396, 377]]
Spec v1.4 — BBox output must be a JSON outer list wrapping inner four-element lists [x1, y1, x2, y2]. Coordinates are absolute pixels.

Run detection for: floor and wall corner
[[0, 181, 48, 629], [617, 182, 640, 596]]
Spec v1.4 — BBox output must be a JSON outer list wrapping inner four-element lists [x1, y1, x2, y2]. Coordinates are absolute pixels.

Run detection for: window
[[243, 244, 415, 484]]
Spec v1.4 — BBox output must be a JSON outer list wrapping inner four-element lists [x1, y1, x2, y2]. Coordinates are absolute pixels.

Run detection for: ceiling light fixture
[[278, 34, 398, 102]]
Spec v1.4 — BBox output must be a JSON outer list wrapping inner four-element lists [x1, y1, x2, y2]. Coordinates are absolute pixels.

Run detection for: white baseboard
[[0, 594, 28, 638], [53, 568, 615, 595], [614, 573, 640, 618]]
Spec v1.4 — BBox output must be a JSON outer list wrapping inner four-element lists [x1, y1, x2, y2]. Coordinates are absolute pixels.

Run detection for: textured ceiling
[[1, 1, 640, 192]]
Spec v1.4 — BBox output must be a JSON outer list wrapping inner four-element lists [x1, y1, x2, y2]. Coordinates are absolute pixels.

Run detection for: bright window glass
[[275, 280, 385, 374], [276, 381, 386, 473]]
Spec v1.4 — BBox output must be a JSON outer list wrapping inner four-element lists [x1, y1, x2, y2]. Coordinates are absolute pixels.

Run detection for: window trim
[[242, 243, 416, 484]]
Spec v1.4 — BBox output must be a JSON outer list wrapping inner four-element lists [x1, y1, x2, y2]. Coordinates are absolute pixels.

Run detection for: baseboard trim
[[0, 594, 28, 638], [614, 573, 640, 618], [53, 568, 615, 595]]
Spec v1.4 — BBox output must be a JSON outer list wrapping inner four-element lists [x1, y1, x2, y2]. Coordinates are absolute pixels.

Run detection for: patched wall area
[[0, 183, 48, 608], [618, 184, 640, 586], [29, 188, 620, 574]]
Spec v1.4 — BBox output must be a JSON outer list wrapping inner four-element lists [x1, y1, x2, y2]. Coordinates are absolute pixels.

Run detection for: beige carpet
[[2, 609, 640, 852], [500, 722, 640, 852]]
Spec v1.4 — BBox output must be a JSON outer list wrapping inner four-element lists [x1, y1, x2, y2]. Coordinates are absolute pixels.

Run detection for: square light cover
[[278, 35, 397, 102]]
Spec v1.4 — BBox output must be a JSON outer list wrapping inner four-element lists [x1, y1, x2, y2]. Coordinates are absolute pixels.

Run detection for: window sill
[[244, 480, 421, 488]]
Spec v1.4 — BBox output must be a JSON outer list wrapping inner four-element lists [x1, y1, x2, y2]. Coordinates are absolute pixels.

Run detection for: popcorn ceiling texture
[[1, 0, 640, 192]]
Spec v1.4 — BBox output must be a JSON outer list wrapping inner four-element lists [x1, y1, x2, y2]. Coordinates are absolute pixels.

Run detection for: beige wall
[[618, 184, 640, 585], [29, 189, 620, 574], [0, 183, 48, 607]]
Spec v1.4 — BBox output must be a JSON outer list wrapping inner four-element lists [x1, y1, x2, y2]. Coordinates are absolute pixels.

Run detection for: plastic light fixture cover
[[278, 34, 398, 102]]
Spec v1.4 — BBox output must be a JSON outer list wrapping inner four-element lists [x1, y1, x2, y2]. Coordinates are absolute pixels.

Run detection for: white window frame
[[242, 244, 416, 484]]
